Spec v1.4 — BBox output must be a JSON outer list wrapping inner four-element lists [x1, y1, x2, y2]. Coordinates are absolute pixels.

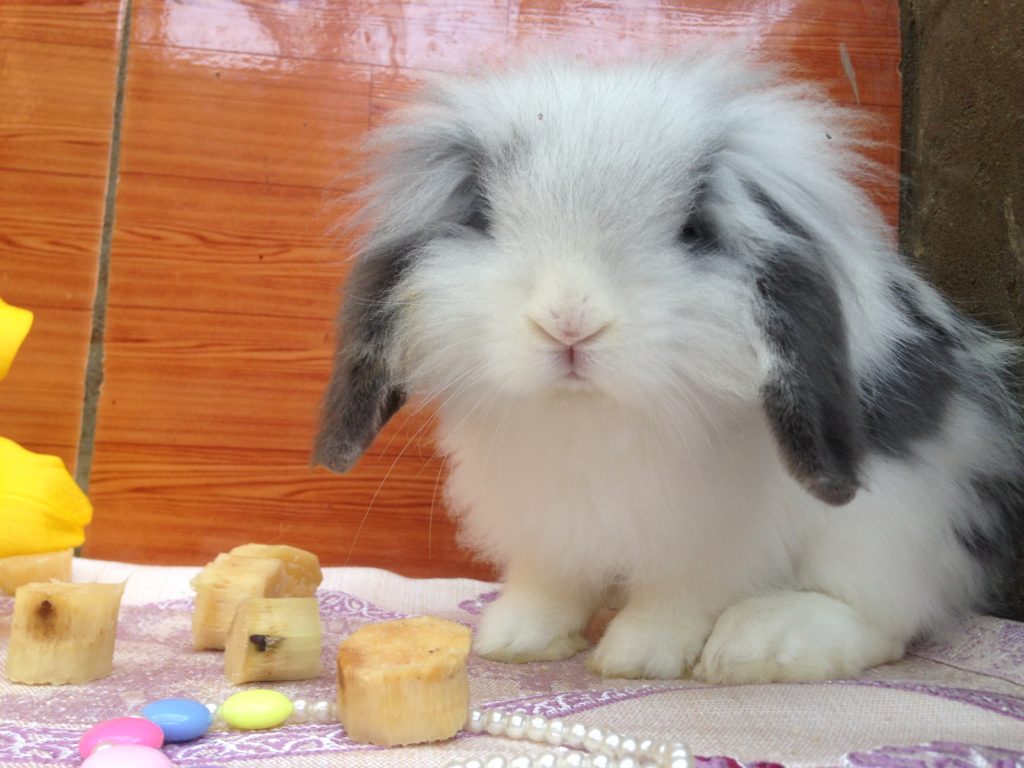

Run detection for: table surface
[[1, 559, 1022, 768]]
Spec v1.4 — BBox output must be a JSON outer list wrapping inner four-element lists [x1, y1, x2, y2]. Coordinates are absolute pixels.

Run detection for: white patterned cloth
[[1, 559, 1022, 767]]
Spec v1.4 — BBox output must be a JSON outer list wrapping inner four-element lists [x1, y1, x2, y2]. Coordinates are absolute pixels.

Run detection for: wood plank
[[119, 46, 371, 188], [0, 3, 124, 476], [132, 0, 510, 72]]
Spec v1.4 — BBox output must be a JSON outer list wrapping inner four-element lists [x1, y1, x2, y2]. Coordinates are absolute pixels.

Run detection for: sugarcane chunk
[[0, 549, 73, 595], [336, 616, 472, 746], [228, 544, 322, 597], [5, 581, 125, 685], [224, 597, 323, 684], [190, 553, 286, 650]]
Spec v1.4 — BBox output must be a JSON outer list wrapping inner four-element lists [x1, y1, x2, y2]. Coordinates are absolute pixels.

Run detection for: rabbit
[[313, 50, 1023, 683]]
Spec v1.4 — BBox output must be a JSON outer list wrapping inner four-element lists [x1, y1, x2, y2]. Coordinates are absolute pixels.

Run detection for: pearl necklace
[[445, 708, 693, 768], [201, 699, 692, 768]]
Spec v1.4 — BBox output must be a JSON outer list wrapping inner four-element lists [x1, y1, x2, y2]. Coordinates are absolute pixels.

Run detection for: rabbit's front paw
[[694, 591, 905, 683], [474, 591, 590, 663], [588, 609, 711, 679]]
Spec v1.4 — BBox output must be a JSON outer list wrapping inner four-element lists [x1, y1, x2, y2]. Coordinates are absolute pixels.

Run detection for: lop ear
[[313, 245, 410, 474], [746, 187, 864, 506], [314, 90, 490, 473]]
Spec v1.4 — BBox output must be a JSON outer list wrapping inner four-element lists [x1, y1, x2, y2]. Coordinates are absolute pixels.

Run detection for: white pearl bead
[[464, 759, 485, 768], [590, 755, 612, 768], [483, 756, 507, 768], [545, 718, 567, 746], [505, 712, 529, 739], [619, 737, 639, 758], [509, 757, 533, 768], [312, 700, 334, 722], [617, 757, 640, 768], [601, 732, 622, 756], [527, 715, 548, 742], [560, 753, 586, 768], [583, 727, 605, 752], [290, 698, 309, 723], [467, 709, 487, 734], [637, 738, 655, 757], [566, 722, 588, 748], [535, 752, 558, 768], [487, 711, 508, 736], [669, 743, 692, 768]]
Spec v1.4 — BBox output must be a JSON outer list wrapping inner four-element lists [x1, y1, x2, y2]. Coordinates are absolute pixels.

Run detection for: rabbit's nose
[[528, 314, 610, 348]]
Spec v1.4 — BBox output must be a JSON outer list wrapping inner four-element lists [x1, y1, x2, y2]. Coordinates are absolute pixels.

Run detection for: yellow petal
[[0, 438, 93, 558], [0, 297, 34, 382]]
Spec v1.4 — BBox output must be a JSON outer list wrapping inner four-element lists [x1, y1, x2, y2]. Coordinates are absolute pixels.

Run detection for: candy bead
[[220, 689, 294, 730], [79, 717, 164, 758], [81, 744, 175, 768], [141, 698, 213, 743]]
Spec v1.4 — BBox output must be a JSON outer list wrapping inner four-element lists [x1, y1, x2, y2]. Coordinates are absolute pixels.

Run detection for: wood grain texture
[[74, 0, 899, 577], [0, 1, 126, 470]]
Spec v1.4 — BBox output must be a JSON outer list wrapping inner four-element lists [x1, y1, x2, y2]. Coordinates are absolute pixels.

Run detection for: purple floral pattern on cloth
[[911, 617, 1024, 686], [841, 741, 1024, 768]]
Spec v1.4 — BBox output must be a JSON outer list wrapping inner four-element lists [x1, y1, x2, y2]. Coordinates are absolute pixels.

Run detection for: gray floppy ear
[[747, 188, 864, 506], [313, 244, 411, 474], [314, 90, 490, 473]]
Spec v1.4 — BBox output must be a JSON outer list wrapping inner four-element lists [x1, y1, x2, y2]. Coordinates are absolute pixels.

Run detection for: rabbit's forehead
[[467, 86, 720, 224]]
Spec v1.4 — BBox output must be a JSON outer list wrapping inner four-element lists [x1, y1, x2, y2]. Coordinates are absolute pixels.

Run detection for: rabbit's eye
[[463, 205, 491, 233], [677, 210, 716, 252]]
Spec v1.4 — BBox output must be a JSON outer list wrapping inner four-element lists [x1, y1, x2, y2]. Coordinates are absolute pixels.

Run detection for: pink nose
[[529, 317, 609, 348]]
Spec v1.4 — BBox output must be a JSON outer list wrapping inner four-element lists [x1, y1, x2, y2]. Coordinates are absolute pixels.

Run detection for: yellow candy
[[220, 690, 294, 730], [0, 297, 33, 382], [0, 438, 93, 559]]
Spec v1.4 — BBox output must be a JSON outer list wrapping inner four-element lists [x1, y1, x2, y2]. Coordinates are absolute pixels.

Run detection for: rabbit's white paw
[[694, 591, 904, 683], [474, 587, 590, 663], [588, 606, 711, 679]]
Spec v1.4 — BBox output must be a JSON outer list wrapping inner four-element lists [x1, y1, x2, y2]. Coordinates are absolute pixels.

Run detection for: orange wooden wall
[[1, 0, 900, 578]]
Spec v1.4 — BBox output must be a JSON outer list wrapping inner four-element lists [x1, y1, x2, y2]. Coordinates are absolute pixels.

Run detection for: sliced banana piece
[[6, 581, 125, 685], [336, 616, 472, 746], [225, 597, 323, 684]]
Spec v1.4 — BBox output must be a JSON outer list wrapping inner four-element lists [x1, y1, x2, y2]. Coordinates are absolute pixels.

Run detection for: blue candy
[[141, 698, 212, 743]]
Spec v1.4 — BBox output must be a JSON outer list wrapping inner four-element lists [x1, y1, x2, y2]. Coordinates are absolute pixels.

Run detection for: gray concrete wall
[[900, 0, 1024, 617]]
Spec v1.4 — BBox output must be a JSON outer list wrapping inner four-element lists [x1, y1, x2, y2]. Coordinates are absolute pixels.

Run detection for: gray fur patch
[[313, 244, 413, 473], [961, 475, 1024, 616], [756, 253, 863, 505], [859, 282, 957, 457]]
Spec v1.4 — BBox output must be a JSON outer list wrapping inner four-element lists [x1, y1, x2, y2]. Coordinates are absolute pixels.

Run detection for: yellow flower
[[0, 297, 34, 382], [0, 438, 93, 558]]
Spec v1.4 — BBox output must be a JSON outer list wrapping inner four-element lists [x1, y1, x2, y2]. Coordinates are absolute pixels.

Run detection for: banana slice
[[228, 544, 322, 597], [5, 581, 125, 685], [225, 597, 323, 684], [336, 616, 472, 746], [0, 549, 73, 596], [191, 553, 286, 650]]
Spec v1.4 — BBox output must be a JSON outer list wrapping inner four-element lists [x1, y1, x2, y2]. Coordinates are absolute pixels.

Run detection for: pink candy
[[80, 744, 174, 767], [79, 717, 164, 759]]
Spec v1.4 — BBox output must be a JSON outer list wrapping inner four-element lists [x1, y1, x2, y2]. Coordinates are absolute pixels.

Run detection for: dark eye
[[463, 201, 491, 233], [677, 210, 716, 252]]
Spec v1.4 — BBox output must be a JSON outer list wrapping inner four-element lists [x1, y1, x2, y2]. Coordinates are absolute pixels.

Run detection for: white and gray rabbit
[[314, 51, 1023, 683]]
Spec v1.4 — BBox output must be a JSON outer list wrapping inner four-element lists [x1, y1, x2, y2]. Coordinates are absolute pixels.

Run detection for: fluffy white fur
[[317, 51, 1022, 682]]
